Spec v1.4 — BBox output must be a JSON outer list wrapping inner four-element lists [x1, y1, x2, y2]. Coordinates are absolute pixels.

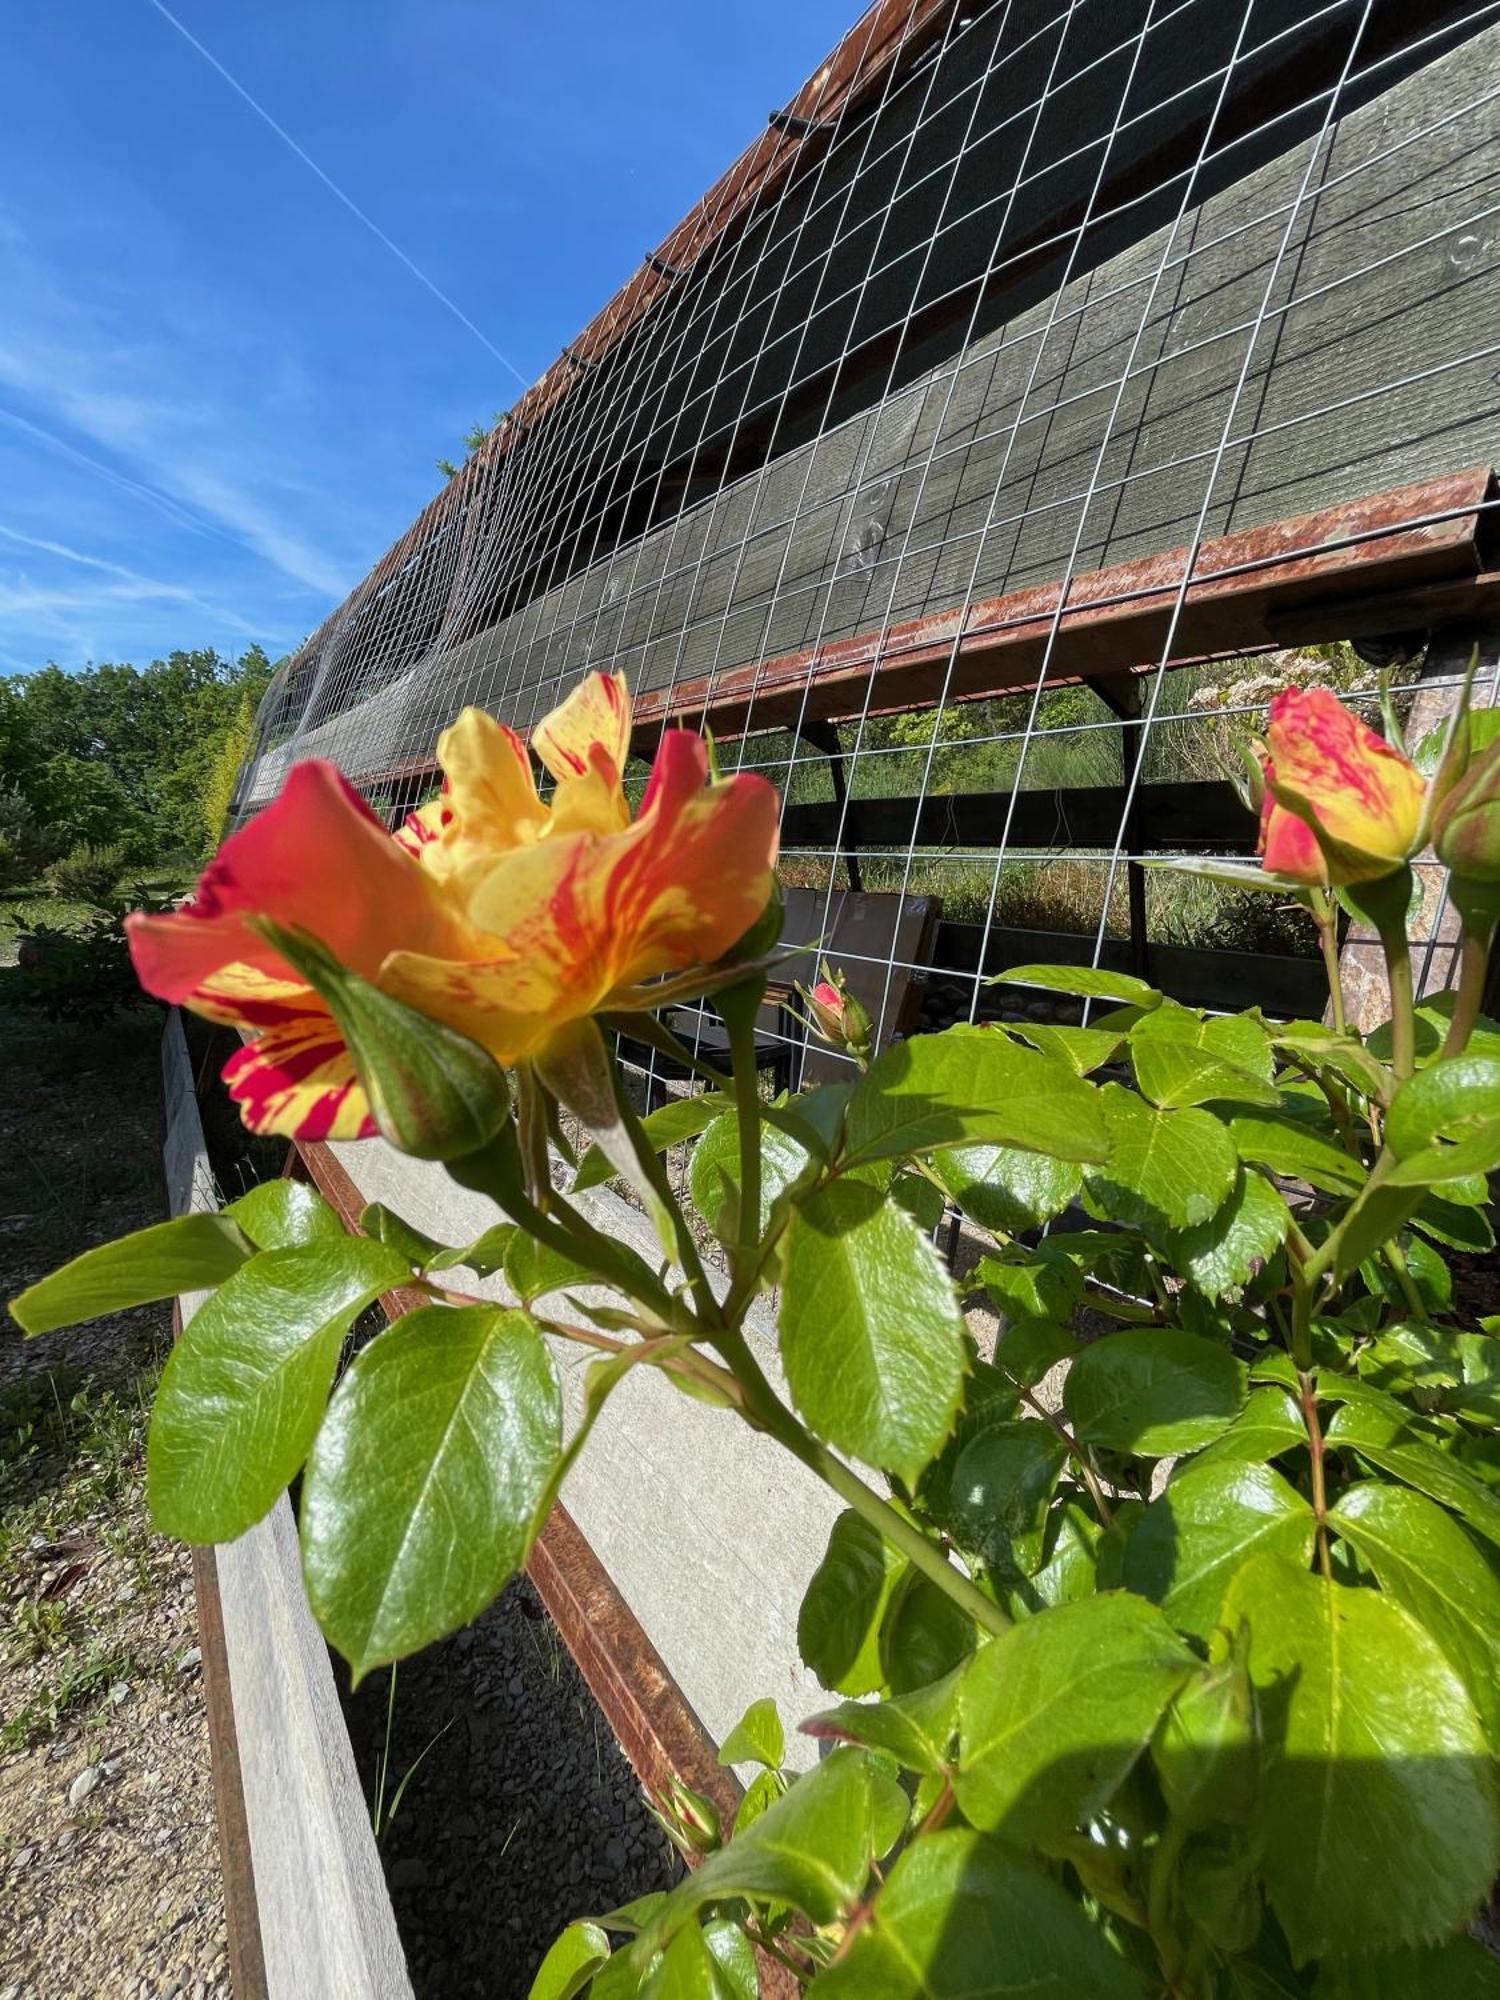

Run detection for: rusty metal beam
[[629, 466, 1496, 744]]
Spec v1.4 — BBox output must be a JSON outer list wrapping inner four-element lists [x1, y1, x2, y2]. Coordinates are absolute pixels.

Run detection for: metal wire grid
[[232, 0, 1500, 1107]]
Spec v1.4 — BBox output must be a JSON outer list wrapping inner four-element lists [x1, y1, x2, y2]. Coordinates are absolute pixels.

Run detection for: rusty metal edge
[[170, 1303, 271, 2000], [302, 467, 1497, 805], [290, 1141, 744, 1830]]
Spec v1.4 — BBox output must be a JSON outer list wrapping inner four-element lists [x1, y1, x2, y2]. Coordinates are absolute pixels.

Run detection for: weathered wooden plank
[[243, 21, 1500, 804], [162, 1014, 413, 2000]]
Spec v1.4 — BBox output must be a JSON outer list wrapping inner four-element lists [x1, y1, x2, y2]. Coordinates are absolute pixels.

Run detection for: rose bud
[[1260, 687, 1425, 886]]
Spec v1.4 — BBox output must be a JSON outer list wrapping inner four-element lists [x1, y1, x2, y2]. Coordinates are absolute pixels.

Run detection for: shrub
[[46, 842, 128, 907], [0, 788, 55, 890]]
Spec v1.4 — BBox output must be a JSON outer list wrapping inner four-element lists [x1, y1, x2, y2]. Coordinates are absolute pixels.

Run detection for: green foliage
[[0, 645, 274, 864], [46, 840, 127, 905], [15, 690, 1500, 1994]]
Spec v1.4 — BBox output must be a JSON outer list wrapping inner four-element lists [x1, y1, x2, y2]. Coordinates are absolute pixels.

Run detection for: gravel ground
[[0, 1003, 227, 1999], [308, 1081, 684, 1990], [340, 1575, 681, 1999]]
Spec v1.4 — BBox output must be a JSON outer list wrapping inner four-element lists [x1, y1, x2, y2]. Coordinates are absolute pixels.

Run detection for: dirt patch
[[0, 1003, 227, 1999]]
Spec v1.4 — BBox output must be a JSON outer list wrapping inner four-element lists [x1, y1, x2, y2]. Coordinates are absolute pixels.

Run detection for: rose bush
[[11, 671, 1500, 1997]]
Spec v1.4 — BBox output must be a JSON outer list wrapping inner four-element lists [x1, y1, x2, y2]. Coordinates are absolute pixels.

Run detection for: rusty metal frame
[[318, 467, 1497, 803]]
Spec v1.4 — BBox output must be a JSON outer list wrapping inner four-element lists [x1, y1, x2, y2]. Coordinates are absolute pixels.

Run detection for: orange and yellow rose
[[126, 673, 779, 1141], [1256, 687, 1425, 888]]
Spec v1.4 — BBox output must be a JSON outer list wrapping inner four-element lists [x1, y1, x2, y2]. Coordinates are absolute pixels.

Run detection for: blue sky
[[0, 0, 853, 675]]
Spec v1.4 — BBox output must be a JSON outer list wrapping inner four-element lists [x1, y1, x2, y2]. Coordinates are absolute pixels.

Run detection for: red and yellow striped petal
[[221, 1007, 375, 1141], [532, 671, 631, 785], [128, 760, 461, 1009]]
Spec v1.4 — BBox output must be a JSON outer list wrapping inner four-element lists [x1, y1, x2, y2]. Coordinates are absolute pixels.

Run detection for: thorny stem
[[744, 1928, 815, 1987], [612, 1074, 723, 1330], [713, 1323, 1012, 1637], [1017, 1387, 1115, 1526], [722, 980, 768, 1286]]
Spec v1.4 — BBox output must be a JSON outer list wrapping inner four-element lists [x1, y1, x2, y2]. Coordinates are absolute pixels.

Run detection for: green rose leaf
[[798, 1511, 906, 1696], [992, 963, 1162, 1009], [932, 1141, 1083, 1232], [1324, 1400, 1500, 1548], [717, 1698, 785, 1772], [1386, 1054, 1500, 1163], [1193, 1387, 1307, 1470], [946, 1421, 1069, 1582], [1228, 1110, 1367, 1195], [1167, 1169, 1289, 1302], [226, 1179, 347, 1249], [1309, 1936, 1500, 1997], [842, 1026, 1109, 1170], [1008, 1019, 1132, 1076], [780, 1178, 966, 1484], [11, 1211, 254, 1336], [1130, 1002, 1278, 1110], [147, 1238, 411, 1542], [645, 1921, 757, 2000], [640, 1748, 900, 1945], [1084, 1086, 1238, 1235], [359, 1201, 453, 1269], [1328, 1481, 1500, 1748], [1223, 1552, 1499, 1962], [879, 1569, 976, 1694], [1065, 1329, 1248, 1457], [301, 1303, 561, 1680], [688, 1109, 811, 1241], [1125, 1460, 1315, 1638], [504, 1233, 599, 1305], [955, 1594, 1196, 1843], [803, 1666, 964, 1776], [974, 1250, 1082, 1325], [575, 1091, 729, 1192], [814, 1830, 1144, 1999], [527, 1921, 612, 2000]]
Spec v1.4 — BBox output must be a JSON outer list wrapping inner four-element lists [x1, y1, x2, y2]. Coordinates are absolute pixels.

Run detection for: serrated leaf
[[1273, 1023, 1391, 1103], [575, 1092, 729, 1192], [947, 1421, 1068, 1582], [227, 1180, 346, 1249], [780, 1178, 965, 1484], [813, 1830, 1145, 1998], [1193, 1387, 1307, 1469], [147, 1238, 410, 1542], [301, 1304, 561, 1679], [803, 1666, 964, 1775], [1228, 1110, 1367, 1194], [931, 1141, 1082, 1233], [954, 1594, 1195, 1842], [1168, 1169, 1289, 1301], [1009, 1499, 1103, 1615], [687, 1109, 811, 1240], [1324, 1401, 1500, 1548], [718, 1698, 784, 1771], [1223, 1553, 1499, 1962], [843, 1026, 1109, 1169], [992, 963, 1162, 1009], [993, 1318, 1076, 1391], [798, 1511, 906, 1696], [1310, 1935, 1500, 1997], [359, 1201, 450, 1268], [1008, 1020, 1130, 1075], [1328, 1481, 1500, 1747], [1411, 1191, 1495, 1254], [974, 1250, 1082, 1325], [504, 1233, 600, 1305], [644, 1920, 756, 2000], [1065, 1328, 1247, 1457], [429, 1222, 518, 1276], [880, 1568, 977, 1694], [640, 1748, 897, 1944], [1084, 1086, 1238, 1234], [1130, 1002, 1278, 1109], [890, 1169, 946, 1233], [528, 1921, 612, 2000], [1125, 1460, 1315, 1637], [11, 1211, 254, 1336]]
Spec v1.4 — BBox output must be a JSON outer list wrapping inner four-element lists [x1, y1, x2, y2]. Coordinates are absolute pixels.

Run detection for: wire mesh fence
[[230, 0, 1500, 1108]]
